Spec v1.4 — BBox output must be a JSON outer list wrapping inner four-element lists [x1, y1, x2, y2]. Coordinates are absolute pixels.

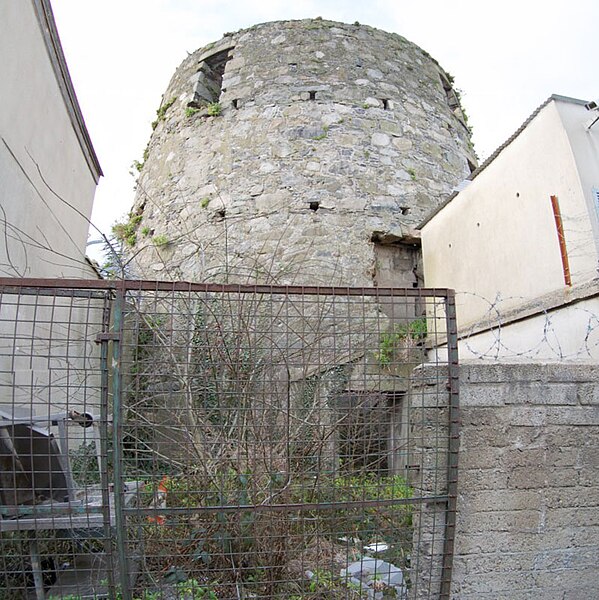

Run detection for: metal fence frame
[[0, 278, 459, 600]]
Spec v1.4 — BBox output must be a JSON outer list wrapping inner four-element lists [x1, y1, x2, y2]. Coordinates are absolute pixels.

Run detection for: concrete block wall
[[409, 361, 599, 599]]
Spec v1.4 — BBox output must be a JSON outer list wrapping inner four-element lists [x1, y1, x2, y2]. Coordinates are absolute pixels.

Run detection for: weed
[[407, 168, 417, 181], [207, 102, 222, 117], [200, 197, 211, 208], [141, 226, 151, 237], [176, 578, 217, 599], [152, 234, 169, 247], [186, 106, 200, 118], [113, 213, 143, 247], [376, 318, 427, 367], [152, 97, 177, 129], [312, 126, 329, 140]]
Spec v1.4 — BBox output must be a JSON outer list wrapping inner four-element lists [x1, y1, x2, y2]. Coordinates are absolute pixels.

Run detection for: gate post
[[98, 290, 118, 596], [440, 290, 460, 598], [111, 285, 132, 600]]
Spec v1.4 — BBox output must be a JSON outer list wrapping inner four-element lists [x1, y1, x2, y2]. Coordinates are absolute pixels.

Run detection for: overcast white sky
[[51, 0, 597, 248]]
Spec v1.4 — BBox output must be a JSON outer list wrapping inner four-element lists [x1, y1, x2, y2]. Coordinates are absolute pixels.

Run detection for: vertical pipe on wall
[[550, 195, 572, 287]]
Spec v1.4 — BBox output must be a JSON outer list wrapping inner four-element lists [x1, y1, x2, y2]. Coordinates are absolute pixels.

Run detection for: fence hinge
[[95, 332, 120, 344]]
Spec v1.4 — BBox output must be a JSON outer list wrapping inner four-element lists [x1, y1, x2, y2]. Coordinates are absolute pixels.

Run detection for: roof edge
[[418, 94, 591, 229], [31, 0, 102, 182]]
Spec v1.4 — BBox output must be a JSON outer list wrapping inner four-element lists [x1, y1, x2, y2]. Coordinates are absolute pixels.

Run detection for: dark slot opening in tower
[[189, 47, 233, 108]]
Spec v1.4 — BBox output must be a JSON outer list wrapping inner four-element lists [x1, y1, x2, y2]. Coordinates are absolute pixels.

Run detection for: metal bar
[[55, 418, 76, 502], [0, 277, 454, 298], [99, 290, 118, 597], [0, 285, 107, 299], [128, 494, 448, 516], [28, 533, 46, 600], [111, 285, 132, 600], [440, 289, 460, 599], [550, 194, 572, 286]]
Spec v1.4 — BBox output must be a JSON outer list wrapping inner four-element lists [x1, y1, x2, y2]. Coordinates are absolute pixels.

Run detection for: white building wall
[[0, 2, 102, 424], [457, 296, 599, 361], [0, 0, 99, 278], [422, 99, 599, 333], [556, 100, 599, 256]]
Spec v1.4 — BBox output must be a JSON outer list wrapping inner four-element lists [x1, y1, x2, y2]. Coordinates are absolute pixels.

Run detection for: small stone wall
[[409, 361, 599, 599]]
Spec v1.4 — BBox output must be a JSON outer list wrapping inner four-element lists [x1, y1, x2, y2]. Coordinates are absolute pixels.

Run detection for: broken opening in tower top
[[189, 47, 232, 108]]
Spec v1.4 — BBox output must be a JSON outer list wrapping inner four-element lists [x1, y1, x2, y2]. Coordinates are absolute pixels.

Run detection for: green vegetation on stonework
[[376, 317, 427, 367], [152, 97, 177, 129], [152, 234, 169, 247], [312, 126, 329, 140], [185, 106, 200, 118], [207, 102, 222, 117], [112, 213, 143, 247]]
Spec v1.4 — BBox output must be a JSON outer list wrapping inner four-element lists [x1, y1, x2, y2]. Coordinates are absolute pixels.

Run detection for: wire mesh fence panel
[[0, 280, 458, 600], [115, 283, 457, 600], [0, 284, 117, 599]]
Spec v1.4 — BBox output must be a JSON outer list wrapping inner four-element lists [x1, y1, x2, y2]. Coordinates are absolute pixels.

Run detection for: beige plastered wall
[[422, 100, 599, 332]]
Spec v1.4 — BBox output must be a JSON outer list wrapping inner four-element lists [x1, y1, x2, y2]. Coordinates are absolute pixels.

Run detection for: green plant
[[113, 212, 143, 247], [200, 197, 211, 208], [135, 592, 161, 600], [407, 167, 417, 181], [141, 226, 151, 237], [152, 97, 177, 129], [186, 106, 200, 118], [312, 126, 328, 140], [152, 234, 169, 247], [376, 318, 427, 367], [176, 578, 218, 599], [207, 102, 221, 117]]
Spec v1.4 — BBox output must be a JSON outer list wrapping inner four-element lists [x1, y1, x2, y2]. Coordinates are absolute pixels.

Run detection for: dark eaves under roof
[[418, 94, 589, 229], [31, 0, 103, 182]]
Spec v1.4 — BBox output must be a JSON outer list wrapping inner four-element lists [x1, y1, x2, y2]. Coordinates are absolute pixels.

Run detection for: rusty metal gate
[[0, 279, 458, 600]]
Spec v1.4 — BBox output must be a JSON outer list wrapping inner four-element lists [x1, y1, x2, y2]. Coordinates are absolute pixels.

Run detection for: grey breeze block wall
[[127, 18, 475, 286], [409, 362, 599, 599]]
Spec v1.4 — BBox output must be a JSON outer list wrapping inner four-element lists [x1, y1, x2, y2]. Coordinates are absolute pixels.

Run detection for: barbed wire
[[455, 290, 599, 361]]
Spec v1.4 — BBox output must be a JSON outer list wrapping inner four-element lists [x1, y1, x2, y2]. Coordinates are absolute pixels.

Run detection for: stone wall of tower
[[127, 19, 476, 285]]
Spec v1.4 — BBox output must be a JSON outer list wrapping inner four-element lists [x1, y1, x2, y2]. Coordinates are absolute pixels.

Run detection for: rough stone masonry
[[126, 18, 475, 286]]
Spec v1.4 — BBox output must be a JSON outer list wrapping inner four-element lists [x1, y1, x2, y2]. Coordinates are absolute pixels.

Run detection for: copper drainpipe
[[550, 194, 572, 286]]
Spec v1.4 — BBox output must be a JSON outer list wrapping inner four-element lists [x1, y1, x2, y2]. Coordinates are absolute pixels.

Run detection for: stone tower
[[126, 19, 476, 286]]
